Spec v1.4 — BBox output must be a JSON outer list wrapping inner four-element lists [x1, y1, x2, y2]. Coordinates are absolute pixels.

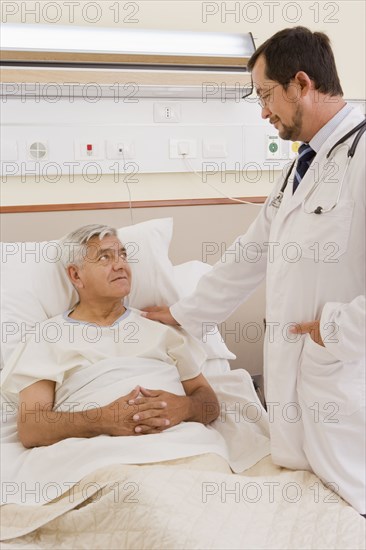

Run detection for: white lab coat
[[171, 107, 366, 513]]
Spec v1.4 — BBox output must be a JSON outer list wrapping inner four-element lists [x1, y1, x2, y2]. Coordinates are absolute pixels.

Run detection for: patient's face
[[77, 235, 132, 300]]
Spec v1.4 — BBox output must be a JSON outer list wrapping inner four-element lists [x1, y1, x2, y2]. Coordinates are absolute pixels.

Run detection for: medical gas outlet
[[289, 141, 301, 158], [266, 135, 281, 159], [265, 135, 298, 160]]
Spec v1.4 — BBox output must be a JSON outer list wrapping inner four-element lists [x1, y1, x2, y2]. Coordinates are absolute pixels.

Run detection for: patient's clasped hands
[[130, 386, 190, 434], [104, 386, 189, 436]]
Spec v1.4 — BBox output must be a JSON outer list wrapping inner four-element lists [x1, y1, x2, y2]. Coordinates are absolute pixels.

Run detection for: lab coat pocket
[[296, 199, 354, 261], [298, 333, 361, 417]]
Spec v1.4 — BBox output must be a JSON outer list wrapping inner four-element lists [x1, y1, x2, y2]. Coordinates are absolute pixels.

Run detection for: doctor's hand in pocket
[[290, 320, 325, 347]]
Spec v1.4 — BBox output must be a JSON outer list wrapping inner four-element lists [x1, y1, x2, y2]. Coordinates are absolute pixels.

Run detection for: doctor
[[144, 27, 366, 513]]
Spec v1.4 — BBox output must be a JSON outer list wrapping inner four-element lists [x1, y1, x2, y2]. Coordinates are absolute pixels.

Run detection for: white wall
[[1, 0, 365, 206]]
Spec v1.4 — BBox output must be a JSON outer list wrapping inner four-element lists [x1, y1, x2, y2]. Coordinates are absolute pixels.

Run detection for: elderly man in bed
[[4, 224, 220, 449]]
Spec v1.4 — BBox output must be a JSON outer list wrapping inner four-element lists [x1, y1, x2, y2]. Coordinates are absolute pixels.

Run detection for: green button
[[269, 142, 278, 153]]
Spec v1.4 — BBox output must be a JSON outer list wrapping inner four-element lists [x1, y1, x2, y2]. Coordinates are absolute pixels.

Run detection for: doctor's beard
[[277, 103, 303, 141]]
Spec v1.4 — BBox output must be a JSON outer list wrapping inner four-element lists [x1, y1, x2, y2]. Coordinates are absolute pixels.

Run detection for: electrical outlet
[[154, 103, 181, 123], [169, 139, 197, 159]]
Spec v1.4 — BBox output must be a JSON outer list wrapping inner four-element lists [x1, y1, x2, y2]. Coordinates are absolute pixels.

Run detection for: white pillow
[[0, 218, 175, 367], [173, 261, 236, 361], [118, 218, 177, 309]]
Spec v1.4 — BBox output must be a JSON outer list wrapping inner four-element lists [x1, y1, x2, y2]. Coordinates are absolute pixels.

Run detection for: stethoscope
[[270, 118, 366, 214]]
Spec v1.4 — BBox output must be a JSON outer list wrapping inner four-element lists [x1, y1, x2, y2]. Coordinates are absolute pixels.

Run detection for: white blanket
[[1, 455, 365, 549], [1, 358, 270, 506]]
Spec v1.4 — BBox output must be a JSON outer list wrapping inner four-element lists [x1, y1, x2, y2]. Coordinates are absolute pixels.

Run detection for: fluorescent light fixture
[[0, 24, 255, 99], [0, 24, 255, 66]]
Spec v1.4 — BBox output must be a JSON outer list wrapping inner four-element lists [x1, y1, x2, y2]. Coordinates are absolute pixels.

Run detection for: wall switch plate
[[203, 140, 227, 158]]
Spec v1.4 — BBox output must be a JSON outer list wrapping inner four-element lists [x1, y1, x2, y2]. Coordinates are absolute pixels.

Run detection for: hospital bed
[[0, 218, 365, 549]]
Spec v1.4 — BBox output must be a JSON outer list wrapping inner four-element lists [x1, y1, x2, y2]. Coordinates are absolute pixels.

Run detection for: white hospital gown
[[2, 307, 208, 392], [1, 308, 231, 505]]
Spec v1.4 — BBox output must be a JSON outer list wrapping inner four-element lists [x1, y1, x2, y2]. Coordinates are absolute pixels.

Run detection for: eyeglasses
[[256, 83, 281, 108]]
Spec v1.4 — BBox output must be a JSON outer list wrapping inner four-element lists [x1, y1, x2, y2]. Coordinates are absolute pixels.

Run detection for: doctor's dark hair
[[248, 27, 343, 96], [60, 224, 118, 268]]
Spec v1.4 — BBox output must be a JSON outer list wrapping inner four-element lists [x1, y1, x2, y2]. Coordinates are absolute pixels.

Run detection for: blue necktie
[[293, 143, 316, 193]]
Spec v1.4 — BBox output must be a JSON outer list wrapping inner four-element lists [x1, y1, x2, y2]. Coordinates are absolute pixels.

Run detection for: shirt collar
[[308, 102, 353, 153]]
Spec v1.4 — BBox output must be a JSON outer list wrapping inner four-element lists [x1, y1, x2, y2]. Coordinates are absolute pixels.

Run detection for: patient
[[5, 224, 219, 448]]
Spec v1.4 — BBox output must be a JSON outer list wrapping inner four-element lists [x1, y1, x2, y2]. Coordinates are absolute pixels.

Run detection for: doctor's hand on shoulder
[[141, 305, 179, 326], [290, 320, 325, 347]]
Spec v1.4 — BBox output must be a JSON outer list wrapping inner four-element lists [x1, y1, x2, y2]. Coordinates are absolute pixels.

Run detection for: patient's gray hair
[[60, 224, 117, 268]]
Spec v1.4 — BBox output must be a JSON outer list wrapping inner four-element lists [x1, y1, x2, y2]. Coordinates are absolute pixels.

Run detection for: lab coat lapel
[[275, 158, 319, 220], [282, 157, 320, 216], [277, 108, 363, 220]]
